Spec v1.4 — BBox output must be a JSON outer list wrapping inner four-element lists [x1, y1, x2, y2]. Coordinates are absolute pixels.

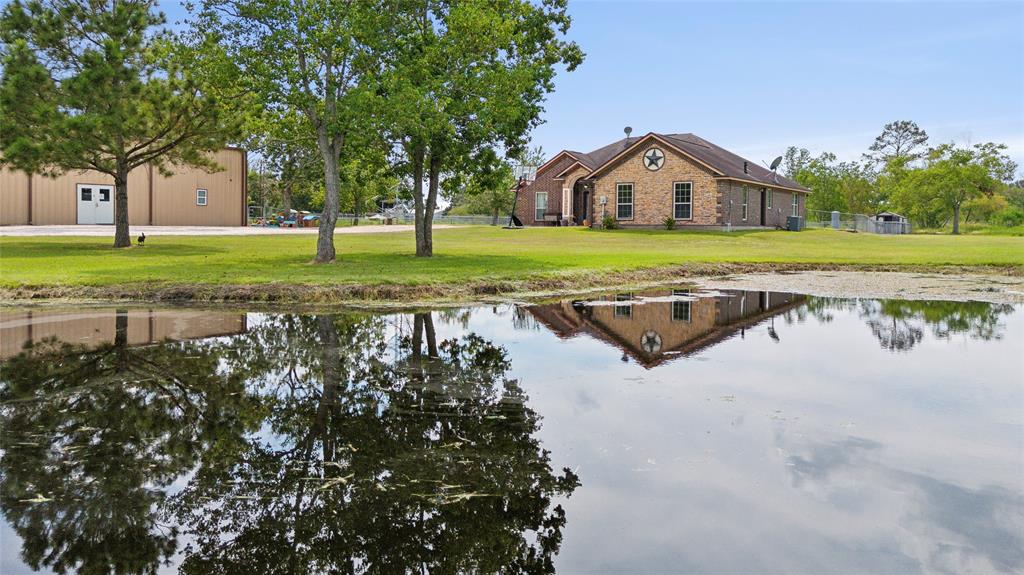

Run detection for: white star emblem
[[644, 148, 664, 170]]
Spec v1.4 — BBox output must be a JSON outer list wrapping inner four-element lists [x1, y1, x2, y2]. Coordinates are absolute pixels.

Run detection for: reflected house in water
[[526, 289, 805, 368], [0, 308, 248, 359]]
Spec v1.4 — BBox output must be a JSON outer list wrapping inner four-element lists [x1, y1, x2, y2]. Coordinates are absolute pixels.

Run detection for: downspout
[[26, 171, 33, 225], [241, 149, 248, 226], [147, 164, 154, 225]]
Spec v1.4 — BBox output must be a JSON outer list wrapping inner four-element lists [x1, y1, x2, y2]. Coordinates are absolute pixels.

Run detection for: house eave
[[715, 176, 811, 194]]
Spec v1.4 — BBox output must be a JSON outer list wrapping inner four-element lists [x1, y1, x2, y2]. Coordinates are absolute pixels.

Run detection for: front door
[[77, 184, 114, 224]]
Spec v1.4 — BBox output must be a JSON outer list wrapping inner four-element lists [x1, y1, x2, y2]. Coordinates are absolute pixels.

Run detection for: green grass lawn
[[1, 227, 1021, 289]]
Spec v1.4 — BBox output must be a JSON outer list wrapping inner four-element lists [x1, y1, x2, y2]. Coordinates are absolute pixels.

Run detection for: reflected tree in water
[[169, 312, 579, 574], [0, 310, 261, 574], [803, 298, 1013, 351]]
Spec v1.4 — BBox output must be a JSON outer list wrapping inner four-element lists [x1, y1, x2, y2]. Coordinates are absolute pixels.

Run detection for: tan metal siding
[[0, 148, 244, 226], [0, 309, 247, 360], [152, 149, 245, 226], [0, 167, 30, 225]]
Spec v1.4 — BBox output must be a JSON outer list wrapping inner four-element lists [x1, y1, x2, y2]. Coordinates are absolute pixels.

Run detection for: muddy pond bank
[[1, 263, 1022, 306]]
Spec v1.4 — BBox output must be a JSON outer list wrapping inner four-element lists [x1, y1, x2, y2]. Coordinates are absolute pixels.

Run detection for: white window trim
[[535, 191, 548, 221], [616, 183, 634, 221], [673, 181, 693, 220], [614, 293, 633, 318], [766, 188, 773, 210], [741, 185, 748, 221], [196, 188, 208, 206], [671, 289, 691, 322], [791, 193, 799, 216]]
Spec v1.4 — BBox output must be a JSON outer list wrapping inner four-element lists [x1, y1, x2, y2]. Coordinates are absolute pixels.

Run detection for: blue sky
[[160, 0, 1024, 170], [534, 0, 1024, 168]]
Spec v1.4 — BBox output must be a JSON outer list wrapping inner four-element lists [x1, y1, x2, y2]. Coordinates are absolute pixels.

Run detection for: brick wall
[[515, 154, 576, 226], [717, 180, 807, 227], [591, 145, 719, 226]]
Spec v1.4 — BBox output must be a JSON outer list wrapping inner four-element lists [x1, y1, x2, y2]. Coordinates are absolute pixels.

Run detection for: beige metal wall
[[0, 309, 248, 360], [152, 148, 246, 226], [0, 148, 246, 226], [0, 168, 30, 225]]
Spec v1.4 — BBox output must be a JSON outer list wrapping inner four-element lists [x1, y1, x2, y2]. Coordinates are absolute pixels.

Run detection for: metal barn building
[[0, 148, 247, 226]]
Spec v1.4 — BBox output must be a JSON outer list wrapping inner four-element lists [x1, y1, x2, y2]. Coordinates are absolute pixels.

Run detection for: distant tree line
[[784, 121, 1021, 233]]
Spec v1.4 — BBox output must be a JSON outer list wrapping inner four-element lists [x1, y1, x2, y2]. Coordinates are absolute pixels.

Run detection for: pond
[[1, 288, 1021, 574]]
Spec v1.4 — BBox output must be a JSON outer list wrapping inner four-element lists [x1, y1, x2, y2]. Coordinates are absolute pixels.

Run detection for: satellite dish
[[624, 126, 633, 138], [769, 156, 783, 171]]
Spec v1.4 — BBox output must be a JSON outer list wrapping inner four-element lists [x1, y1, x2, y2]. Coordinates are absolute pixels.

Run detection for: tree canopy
[[0, 0, 238, 247]]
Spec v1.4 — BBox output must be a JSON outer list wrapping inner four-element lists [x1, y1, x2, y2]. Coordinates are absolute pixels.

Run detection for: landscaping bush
[[664, 217, 676, 230], [601, 215, 619, 229]]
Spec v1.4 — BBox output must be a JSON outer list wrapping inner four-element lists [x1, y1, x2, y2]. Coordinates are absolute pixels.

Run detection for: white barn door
[[77, 184, 114, 224]]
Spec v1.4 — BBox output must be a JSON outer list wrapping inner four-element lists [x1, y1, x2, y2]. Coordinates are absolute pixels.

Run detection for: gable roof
[[544, 132, 810, 193], [552, 160, 590, 180]]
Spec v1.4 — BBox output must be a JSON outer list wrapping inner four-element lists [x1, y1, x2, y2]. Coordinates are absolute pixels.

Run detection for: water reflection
[[803, 298, 1013, 351], [0, 293, 1020, 574], [0, 310, 256, 574], [1, 310, 577, 574], [525, 289, 805, 367]]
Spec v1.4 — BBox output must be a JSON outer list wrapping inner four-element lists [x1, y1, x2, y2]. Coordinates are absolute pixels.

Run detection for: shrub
[[991, 206, 1024, 228], [601, 215, 618, 230], [664, 217, 676, 230]]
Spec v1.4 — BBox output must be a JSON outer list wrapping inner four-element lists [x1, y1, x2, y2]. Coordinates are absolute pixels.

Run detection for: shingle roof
[[565, 132, 809, 192]]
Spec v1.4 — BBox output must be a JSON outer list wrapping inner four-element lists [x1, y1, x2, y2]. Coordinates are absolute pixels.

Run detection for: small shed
[[872, 211, 910, 234], [873, 211, 907, 223]]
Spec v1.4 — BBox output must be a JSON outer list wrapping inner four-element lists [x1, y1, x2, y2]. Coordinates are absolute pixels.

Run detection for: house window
[[766, 188, 773, 209], [671, 289, 691, 322], [614, 293, 633, 318], [673, 182, 692, 220], [616, 183, 633, 220], [196, 189, 208, 206], [535, 192, 547, 221], [791, 193, 799, 216], [741, 185, 749, 221]]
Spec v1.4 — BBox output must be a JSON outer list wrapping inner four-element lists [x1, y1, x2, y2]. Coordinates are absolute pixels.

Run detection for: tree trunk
[[113, 163, 131, 248], [420, 150, 441, 258], [423, 313, 437, 357], [283, 183, 292, 214], [952, 202, 960, 235], [411, 143, 428, 257], [315, 135, 341, 263]]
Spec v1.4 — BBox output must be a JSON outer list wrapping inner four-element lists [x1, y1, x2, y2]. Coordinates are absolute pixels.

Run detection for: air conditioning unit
[[786, 216, 804, 231]]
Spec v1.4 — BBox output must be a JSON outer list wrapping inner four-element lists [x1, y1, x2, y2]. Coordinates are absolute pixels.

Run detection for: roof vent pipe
[[743, 161, 749, 174], [624, 126, 633, 146]]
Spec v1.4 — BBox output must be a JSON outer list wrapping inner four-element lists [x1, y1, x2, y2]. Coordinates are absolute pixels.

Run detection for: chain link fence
[[806, 210, 912, 234]]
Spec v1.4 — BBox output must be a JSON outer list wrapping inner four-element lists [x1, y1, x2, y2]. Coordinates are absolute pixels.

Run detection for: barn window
[[197, 189, 208, 206]]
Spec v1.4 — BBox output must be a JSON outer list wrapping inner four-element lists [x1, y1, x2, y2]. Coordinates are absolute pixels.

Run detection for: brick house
[[526, 289, 805, 369], [514, 132, 810, 228]]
